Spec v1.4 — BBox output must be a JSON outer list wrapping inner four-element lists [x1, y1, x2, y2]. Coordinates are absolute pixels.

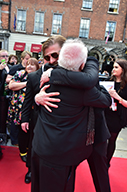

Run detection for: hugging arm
[[49, 57, 99, 89], [83, 85, 112, 108]]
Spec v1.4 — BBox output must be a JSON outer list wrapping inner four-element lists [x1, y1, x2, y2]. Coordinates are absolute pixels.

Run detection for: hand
[[35, 84, 61, 112], [40, 68, 53, 88], [21, 122, 29, 133], [0, 63, 7, 70], [108, 87, 120, 101]]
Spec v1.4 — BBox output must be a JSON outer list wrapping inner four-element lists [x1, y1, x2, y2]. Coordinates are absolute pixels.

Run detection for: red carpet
[[0, 146, 127, 192]]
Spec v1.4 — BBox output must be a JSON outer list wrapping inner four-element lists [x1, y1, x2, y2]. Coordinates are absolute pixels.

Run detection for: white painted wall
[[8, 33, 49, 54]]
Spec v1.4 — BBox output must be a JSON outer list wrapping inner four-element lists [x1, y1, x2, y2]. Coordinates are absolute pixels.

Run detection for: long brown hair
[[111, 59, 127, 91]]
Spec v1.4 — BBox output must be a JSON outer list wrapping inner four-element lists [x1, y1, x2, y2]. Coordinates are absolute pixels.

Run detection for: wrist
[[48, 70, 52, 78], [119, 98, 123, 104]]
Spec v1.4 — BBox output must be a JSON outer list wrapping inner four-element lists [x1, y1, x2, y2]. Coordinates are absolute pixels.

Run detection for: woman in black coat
[[104, 59, 127, 167], [0, 50, 12, 158]]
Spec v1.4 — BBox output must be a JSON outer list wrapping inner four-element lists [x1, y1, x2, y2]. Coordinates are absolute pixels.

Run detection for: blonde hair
[[21, 51, 31, 59]]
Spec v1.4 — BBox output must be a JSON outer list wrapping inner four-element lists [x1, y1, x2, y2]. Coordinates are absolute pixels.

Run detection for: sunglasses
[[0, 55, 9, 58], [44, 52, 59, 61]]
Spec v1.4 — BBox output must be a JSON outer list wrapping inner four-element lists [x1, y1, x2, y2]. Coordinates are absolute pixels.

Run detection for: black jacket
[[32, 57, 111, 166]]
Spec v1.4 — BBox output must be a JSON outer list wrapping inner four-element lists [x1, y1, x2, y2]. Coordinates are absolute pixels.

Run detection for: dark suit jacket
[[0, 64, 12, 96], [32, 74, 111, 166], [49, 57, 111, 145], [21, 67, 42, 124]]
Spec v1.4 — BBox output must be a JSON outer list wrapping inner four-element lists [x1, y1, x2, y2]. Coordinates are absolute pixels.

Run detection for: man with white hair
[[31, 39, 111, 192], [58, 39, 87, 71]]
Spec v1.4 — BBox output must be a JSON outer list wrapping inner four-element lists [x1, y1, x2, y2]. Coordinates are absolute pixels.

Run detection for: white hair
[[58, 38, 88, 71]]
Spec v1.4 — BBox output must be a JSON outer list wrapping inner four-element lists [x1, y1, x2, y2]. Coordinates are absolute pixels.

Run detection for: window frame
[[34, 11, 44, 34], [104, 21, 116, 42], [51, 13, 63, 35], [108, 0, 120, 13], [54, 0, 65, 1], [82, 0, 93, 10], [16, 9, 27, 32], [79, 18, 90, 39]]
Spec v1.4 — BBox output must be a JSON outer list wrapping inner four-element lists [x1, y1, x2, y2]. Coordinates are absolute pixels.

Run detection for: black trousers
[[31, 149, 77, 192], [87, 141, 111, 192], [18, 127, 29, 154]]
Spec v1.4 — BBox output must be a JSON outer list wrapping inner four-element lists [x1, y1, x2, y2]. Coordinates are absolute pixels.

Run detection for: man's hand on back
[[35, 84, 61, 112], [40, 68, 53, 88]]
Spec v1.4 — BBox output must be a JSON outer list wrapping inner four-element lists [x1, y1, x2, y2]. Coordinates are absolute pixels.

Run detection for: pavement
[[114, 127, 127, 158]]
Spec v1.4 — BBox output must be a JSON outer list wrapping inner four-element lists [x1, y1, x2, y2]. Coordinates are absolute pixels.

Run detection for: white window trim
[[34, 11, 44, 34], [51, 13, 63, 35], [16, 9, 27, 32], [82, 0, 93, 10], [54, 0, 65, 2], [81, 8, 93, 12], [79, 18, 91, 39], [104, 21, 117, 42], [108, 0, 120, 14]]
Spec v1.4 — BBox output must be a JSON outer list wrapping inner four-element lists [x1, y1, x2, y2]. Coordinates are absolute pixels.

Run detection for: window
[[82, 0, 93, 9], [79, 18, 90, 38], [34, 12, 44, 33], [17, 9, 26, 31], [108, 0, 120, 13], [0, 7, 2, 28], [105, 21, 116, 42], [52, 14, 62, 34]]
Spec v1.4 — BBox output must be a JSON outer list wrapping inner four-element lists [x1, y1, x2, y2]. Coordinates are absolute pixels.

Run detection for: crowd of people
[[0, 35, 127, 192]]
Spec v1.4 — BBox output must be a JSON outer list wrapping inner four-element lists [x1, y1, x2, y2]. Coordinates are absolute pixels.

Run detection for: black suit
[[46, 57, 111, 192], [0, 65, 12, 133], [21, 67, 42, 123], [21, 67, 42, 168], [31, 63, 111, 192]]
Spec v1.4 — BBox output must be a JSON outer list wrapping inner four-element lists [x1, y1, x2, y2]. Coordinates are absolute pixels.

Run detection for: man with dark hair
[[32, 39, 111, 192], [21, 35, 66, 183]]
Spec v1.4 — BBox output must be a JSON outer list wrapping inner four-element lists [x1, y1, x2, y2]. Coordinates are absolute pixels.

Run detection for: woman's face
[[22, 54, 31, 67], [112, 62, 123, 79], [26, 61, 37, 74], [10, 56, 18, 65]]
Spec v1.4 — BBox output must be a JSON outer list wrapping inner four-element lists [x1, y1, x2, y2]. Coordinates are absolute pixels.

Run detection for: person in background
[[6, 51, 31, 84], [0, 50, 12, 151], [8, 54, 18, 66], [104, 59, 127, 168], [0, 50, 11, 96], [7, 58, 39, 163], [32, 39, 111, 192], [38, 58, 44, 68], [5, 50, 31, 145]]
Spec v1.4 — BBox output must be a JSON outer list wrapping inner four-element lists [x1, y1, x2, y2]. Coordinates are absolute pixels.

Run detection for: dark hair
[[42, 35, 66, 56], [8, 54, 18, 64], [111, 59, 127, 91], [26, 58, 39, 71]]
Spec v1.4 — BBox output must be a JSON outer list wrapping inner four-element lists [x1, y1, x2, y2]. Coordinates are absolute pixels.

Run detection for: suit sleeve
[[49, 56, 99, 89], [83, 85, 112, 108], [21, 74, 35, 123]]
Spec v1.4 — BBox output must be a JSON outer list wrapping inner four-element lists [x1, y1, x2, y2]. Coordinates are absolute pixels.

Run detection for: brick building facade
[[0, 0, 10, 50], [0, 0, 127, 64]]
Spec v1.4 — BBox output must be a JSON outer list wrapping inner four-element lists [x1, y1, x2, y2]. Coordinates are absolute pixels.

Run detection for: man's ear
[[80, 63, 85, 71]]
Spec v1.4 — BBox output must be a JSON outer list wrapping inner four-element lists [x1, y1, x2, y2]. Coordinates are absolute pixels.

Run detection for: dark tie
[[86, 107, 95, 146]]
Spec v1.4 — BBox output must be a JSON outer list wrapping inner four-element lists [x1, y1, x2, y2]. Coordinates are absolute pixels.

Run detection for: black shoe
[[20, 154, 27, 162], [25, 170, 31, 184]]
